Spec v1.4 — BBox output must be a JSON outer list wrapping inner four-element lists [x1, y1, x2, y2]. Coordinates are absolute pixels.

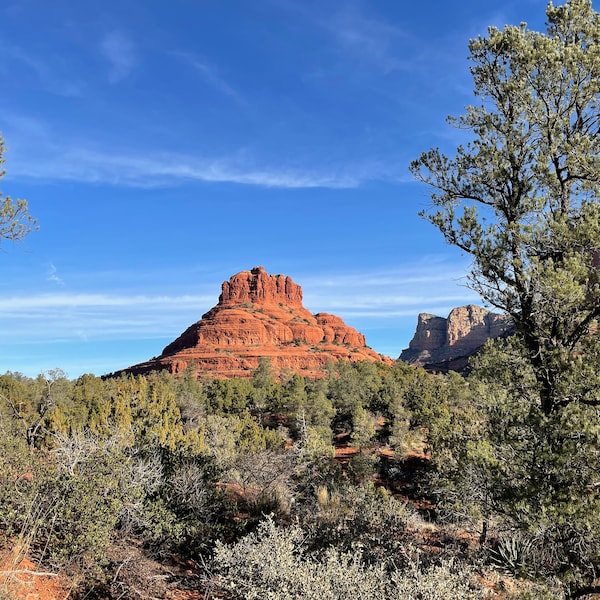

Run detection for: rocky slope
[[399, 304, 512, 372], [120, 266, 391, 379]]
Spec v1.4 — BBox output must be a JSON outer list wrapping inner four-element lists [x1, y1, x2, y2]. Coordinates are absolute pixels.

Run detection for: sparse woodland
[[3, 0, 600, 598], [0, 360, 573, 598]]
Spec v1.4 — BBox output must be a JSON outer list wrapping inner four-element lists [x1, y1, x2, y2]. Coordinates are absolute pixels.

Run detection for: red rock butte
[[120, 266, 392, 379]]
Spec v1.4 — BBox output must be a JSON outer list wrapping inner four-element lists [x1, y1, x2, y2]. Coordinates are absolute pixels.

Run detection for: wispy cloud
[[1, 108, 384, 189], [0, 292, 214, 345], [323, 7, 407, 74], [9, 144, 373, 189], [174, 52, 247, 106], [0, 292, 212, 311], [0, 42, 83, 96], [278, 1, 409, 75], [46, 263, 64, 286], [0, 261, 481, 375], [301, 263, 478, 320], [0, 261, 479, 342], [100, 31, 137, 83]]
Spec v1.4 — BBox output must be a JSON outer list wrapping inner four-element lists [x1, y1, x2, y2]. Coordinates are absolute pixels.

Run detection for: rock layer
[[400, 304, 512, 372], [120, 266, 391, 379]]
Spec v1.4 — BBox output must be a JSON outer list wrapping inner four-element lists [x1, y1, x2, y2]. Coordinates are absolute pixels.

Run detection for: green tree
[[1, 369, 70, 447], [70, 373, 113, 436], [131, 373, 184, 450], [251, 357, 279, 411], [410, 0, 600, 416], [279, 372, 308, 416], [173, 364, 208, 433], [0, 135, 36, 245], [470, 340, 600, 594], [204, 377, 254, 414], [411, 1, 600, 594], [326, 361, 380, 433], [304, 378, 335, 430]]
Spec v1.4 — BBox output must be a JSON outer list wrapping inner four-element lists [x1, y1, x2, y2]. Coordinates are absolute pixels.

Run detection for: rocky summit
[[121, 266, 391, 379], [400, 304, 512, 372]]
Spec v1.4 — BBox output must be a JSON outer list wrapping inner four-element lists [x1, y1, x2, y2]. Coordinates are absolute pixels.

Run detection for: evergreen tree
[[411, 1, 600, 594], [411, 0, 600, 416]]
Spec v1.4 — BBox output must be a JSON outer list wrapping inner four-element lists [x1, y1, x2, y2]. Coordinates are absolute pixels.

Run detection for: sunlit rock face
[[400, 304, 512, 372], [119, 266, 391, 379]]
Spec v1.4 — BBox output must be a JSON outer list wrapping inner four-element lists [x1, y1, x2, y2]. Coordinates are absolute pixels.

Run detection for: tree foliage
[[0, 134, 36, 246], [411, 1, 600, 595], [0, 356, 570, 597], [411, 0, 600, 416]]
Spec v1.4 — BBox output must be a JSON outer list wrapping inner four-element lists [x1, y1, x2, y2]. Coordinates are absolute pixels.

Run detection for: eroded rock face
[[446, 305, 508, 350], [219, 266, 303, 309], [407, 314, 447, 352], [120, 266, 391, 379], [400, 304, 512, 372]]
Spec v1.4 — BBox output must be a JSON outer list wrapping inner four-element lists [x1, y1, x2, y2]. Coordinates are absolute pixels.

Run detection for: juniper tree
[[411, 0, 600, 416], [411, 1, 600, 595]]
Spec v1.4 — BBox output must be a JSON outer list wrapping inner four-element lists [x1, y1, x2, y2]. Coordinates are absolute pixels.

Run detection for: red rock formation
[[406, 314, 447, 352], [400, 304, 512, 372], [120, 266, 391, 379], [446, 305, 509, 350], [219, 267, 303, 308]]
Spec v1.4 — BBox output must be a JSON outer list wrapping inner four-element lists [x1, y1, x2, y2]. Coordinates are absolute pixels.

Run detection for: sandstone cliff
[[121, 266, 391, 379], [399, 304, 512, 372]]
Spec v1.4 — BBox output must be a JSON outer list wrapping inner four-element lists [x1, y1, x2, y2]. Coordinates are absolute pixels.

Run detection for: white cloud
[[324, 7, 407, 74], [9, 145, 369, 189], [0, 42, 83, 96], [0, 292, 212, 311], [2, 108, 367, 189], [0, 292, 214, 349], [174, 52, 247, 106], [302, 264, 479, 320], [100, 31, 137, 83], [0, 261, 481, 343], [46, 263, 64, 286], [0, 261, 484, 375]]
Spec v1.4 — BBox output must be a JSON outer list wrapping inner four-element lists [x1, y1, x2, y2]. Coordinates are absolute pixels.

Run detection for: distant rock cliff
[[119, 266, 391, 379], [400, 305, 512, 372]]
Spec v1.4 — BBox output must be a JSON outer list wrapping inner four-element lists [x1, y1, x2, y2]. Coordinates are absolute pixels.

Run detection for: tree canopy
[[411, 1, 600, 595], [411, 0, 600, 416]]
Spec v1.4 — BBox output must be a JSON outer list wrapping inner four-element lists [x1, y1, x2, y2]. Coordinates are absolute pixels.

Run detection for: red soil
[[0, 546, 70, 600]]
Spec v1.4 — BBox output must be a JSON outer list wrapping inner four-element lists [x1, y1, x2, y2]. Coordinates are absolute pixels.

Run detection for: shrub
[[226, 450, 295, 517], [212, 515, 486, 599], [299, 481, 420, 566]]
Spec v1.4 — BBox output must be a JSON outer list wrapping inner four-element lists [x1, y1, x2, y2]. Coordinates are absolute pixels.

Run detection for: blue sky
[[0, 0, 551, 378]]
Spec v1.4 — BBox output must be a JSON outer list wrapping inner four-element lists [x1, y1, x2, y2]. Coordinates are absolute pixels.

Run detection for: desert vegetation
[[0, 360, 577, 598], [3, 0, 600, 598]]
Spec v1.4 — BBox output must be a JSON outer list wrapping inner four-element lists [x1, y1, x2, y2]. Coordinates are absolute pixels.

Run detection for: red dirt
[[0, 546, 70, 600]]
